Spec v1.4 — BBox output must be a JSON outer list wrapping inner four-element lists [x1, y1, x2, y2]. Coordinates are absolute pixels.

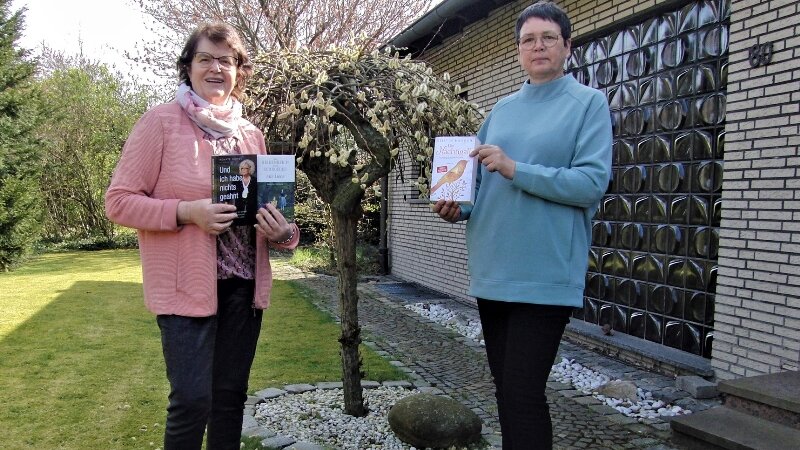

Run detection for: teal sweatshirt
[[460, 75, 612, 307]]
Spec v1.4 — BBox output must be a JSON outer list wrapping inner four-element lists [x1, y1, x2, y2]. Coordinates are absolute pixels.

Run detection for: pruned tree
[[131, 0, 433, 82], [246, 45, 482, 416]]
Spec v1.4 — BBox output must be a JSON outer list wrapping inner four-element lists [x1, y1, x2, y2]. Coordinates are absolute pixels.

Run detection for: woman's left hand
[[255, 203, 293, 242]]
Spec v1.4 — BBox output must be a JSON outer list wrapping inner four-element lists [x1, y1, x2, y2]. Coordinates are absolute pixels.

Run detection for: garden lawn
[[0, 249, 404, 450]]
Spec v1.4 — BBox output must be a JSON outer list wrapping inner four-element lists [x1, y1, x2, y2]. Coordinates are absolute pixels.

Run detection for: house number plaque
[[749, 42, 773, 67]]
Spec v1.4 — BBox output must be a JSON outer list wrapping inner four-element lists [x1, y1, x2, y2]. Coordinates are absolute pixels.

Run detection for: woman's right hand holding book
[[432, 199, 461, 223], [177, 198, 238, 235]]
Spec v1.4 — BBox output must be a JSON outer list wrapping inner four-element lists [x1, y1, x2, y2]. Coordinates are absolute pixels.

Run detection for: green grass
[[0, 249, 405, 450]]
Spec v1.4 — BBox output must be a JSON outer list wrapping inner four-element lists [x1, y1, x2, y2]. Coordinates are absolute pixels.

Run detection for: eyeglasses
[[192, 52, 238, 70], [519, 33, 561, 50]]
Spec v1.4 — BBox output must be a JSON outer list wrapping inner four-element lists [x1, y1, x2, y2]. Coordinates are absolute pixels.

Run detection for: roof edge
[[387, 0, 514, 52]]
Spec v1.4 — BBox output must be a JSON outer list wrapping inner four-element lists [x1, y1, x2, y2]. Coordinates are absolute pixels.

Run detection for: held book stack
[[212, 154, 296, 225], [429, 136, 480, 205]]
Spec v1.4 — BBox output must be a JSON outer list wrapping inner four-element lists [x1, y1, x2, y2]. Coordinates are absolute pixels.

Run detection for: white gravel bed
[[404, 301, 692, 421], [254, 386, 419, 450], [551, 358, 691, 419], [404, 303, 484, 345], [250, 300, 692, 448]]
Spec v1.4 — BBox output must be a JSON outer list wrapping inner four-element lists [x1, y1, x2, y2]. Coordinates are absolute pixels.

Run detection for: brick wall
[[562, 0, 659, 33], [712, 0, 800, 379]]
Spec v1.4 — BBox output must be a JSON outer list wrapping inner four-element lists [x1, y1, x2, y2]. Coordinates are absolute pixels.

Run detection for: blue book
[[256, 155, 296, 223]]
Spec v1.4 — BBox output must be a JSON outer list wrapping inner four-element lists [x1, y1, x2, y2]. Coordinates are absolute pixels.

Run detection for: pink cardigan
[[105, 102, 299, 317]]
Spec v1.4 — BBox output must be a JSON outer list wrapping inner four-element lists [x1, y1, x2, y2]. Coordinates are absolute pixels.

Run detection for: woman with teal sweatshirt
[[434, 2, 612, 448]]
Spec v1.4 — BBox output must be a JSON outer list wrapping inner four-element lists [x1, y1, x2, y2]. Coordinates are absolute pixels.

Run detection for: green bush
[[294, 172, 382, 247], [35, 229, 139, 252], [289, 243, 381, 276], [293, 172, 329, 246]]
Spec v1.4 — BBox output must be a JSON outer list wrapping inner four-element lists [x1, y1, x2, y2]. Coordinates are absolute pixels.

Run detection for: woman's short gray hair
[[239, 159, 255, 172]]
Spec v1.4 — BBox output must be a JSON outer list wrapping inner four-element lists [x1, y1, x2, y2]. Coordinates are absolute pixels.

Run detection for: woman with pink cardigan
[[105, 22, 298, 450]]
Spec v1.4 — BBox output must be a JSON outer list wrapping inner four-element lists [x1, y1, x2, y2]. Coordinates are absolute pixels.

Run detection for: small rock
[[382, 380, 413, 389], [596, 380, 639, 401], [245, 395, 263, 406], [284, 384, 316, 394], [254, 388, 286, 400], [285, 442, 326, 450], [261, 435, 296, 449], [242, 427, 276, 439], [241, 415, 258, 430]]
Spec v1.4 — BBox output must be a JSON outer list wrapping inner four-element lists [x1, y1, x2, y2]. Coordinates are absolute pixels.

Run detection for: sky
[[11, 0, 167, 86]]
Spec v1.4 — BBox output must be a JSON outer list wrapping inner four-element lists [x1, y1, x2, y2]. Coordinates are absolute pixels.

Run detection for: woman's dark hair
[[177, 22, 253, 100], [515, 1, 572, 43]]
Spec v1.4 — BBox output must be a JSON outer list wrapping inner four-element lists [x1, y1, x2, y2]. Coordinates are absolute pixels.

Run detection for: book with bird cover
[[212, 154, 295, 225], [429, 135, 480, 205]]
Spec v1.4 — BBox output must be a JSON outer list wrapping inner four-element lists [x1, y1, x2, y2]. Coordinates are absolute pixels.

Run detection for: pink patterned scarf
[[176, 83, 243, 153]]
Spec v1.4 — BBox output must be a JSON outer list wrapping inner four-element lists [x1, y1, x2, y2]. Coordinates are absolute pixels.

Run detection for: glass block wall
[[568, 0, 730, 358]]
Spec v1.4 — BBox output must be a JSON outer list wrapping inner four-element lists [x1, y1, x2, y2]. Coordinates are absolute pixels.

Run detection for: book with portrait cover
[[428, 136, 480, 205], [212, 154, 259, 225], [211, 154, 295, 225]]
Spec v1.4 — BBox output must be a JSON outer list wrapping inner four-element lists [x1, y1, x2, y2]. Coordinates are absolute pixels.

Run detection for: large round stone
[[388, 393, 482, 448]]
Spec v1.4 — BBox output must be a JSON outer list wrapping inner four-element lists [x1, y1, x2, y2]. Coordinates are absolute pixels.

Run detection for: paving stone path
[[271, 259, 719, 450]]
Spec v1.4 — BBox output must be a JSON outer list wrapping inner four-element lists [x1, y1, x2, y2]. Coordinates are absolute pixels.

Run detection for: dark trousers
[[157, 278, 262, 450], [477, 299, 572, 450]]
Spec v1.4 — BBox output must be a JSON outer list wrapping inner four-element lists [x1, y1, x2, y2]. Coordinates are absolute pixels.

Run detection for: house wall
[[712, 0, 800, 379]]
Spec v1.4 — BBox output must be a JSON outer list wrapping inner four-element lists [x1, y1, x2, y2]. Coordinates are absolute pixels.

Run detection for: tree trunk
[[331, 210, 366, 417]]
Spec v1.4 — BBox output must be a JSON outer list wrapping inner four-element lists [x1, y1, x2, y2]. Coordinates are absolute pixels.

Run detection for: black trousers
[[157, 278, 262, 450], [477, 299, 572, 450]]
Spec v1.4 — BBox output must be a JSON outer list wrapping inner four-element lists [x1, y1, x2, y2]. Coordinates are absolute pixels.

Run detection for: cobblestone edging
[[268, 261, 721, 449]]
